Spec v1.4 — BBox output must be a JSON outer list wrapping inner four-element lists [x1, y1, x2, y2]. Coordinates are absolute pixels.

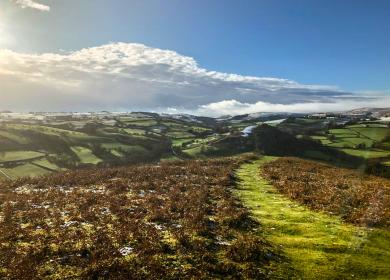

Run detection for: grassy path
[[235, 157, 390, 280]]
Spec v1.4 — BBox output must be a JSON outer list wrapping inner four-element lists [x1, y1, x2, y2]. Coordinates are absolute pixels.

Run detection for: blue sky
[[0, 0, 389, 114]]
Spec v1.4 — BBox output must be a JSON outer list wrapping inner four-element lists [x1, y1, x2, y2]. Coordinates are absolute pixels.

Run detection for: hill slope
[[0, 157, 284, 279]]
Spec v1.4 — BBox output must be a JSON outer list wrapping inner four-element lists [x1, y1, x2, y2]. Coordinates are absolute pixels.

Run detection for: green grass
[[182, 146, 204, 157], [158, 121, 183, 127], [0, 150, 44, 162], [341, 148, 390, 159], [310, 136, 333, 145], [165, 131, 195, 138], [235, 157, 390, 279], [329, 127, 388, 143], [348, 123, 388, 128], [171, 138, 193, 147], [0, 130, 30, 144], [122, 128, 146, 135], [319, 139, 333, 145], [7, 124, 103, 143], [343, 137, 374, 146], [329, 128, 354, 135], [32, 158, 62, 171], [321, 126, 390, 163], [70, 146, 102, 165], [310, 135, 328, 140], [122, 119, 158, 127], [326, 138, 374, 149], [101, 143, 148, 158], [348, 127, 389, 142], [101, 143, 147, 153], [181, 145, 218, 157], [0, 163, 51, 179]]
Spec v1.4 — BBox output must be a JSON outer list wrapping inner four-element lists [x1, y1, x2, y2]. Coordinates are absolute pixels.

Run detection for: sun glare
[[0, 23, 7, 46], [0, 13, 12, 47]]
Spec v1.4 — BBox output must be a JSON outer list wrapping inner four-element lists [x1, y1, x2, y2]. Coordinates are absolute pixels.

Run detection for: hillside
[[262, 157, 390, 227], [0, 157, 285, 279], [0, 109, 389, 179], [236, 158, 390, 279]]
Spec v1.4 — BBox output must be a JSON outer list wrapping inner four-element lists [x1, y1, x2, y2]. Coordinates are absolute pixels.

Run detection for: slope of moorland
[[0, 157, 286, 279], [262, 157, 390, 227], [236, 157, 390, 279]]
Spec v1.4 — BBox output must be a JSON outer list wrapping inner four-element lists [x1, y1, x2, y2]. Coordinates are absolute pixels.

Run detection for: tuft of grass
[[235, 157, 390, 279]]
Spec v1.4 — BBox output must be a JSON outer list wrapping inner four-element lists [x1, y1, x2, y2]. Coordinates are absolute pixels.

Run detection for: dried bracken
[[262, 157, 390, 228], [0, 157, 280, 279]]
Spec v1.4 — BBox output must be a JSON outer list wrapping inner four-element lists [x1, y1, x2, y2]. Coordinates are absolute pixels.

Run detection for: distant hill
[[207, 124, 366, 166], [0, 108, 389, 179]]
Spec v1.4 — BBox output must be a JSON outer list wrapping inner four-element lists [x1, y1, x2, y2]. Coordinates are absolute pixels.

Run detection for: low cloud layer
[[0, 43, 388, 116], [196, 99, 390, 117], [12, 0, 50, 11]]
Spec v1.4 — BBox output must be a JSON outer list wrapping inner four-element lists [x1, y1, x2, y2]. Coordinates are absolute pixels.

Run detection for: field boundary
[[0, 169, 12, 180]]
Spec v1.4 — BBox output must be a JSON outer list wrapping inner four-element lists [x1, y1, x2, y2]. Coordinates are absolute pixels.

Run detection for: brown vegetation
[[262, 157, 390, 227], [0, 157, 281, 279]]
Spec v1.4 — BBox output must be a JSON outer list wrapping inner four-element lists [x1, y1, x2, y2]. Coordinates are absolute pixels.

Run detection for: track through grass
[[235, 157, 390, 279]]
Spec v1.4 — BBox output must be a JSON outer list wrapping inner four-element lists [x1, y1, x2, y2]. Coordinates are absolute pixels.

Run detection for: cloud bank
[[0, 43, 388, 116], [12, 0, 50, 11]]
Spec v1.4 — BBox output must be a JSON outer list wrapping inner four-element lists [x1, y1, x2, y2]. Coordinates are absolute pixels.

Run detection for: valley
[[0, 109, 389, 179], [0, 108, 389, 279]]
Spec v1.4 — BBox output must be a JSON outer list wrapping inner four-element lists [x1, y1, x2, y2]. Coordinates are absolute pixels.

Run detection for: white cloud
[[196, 98, 390, 117], [0, 42, 388, 115], [12, 0, 50, 11]]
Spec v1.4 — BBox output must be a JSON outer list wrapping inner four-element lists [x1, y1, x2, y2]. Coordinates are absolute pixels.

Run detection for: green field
[[0, 114, 388, 178], [0, 116, 183, 178], [121, 119, 158, 126], [329, 126, 389, 143], [313, 125, 390, 161], [101, 143, 148, 156], [166, 131, 194, 138], [349, 127, 389, 141], [0, 163, 50, 179], [122, 128, 146, 135], [310, 135, 333, 145], [71, 146, 102, 165], [181, 146, 203, 157], [0, 150, 44, 162], [0, 130, 31, 144], [172, 137, 194, 147], [33, 158, 62, 171], [341, 148, 390, 159]]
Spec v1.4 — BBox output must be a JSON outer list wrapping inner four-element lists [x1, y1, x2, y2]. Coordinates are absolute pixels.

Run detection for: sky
[[0, 0, 389, 116]]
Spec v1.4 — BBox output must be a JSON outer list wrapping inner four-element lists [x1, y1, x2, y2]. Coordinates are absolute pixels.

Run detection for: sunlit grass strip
[[235, 157, 390, 279]]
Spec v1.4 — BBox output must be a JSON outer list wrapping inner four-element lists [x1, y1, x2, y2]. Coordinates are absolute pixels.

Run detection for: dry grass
[[262, 157, 390, 227], [0, 157, 281, 279]]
